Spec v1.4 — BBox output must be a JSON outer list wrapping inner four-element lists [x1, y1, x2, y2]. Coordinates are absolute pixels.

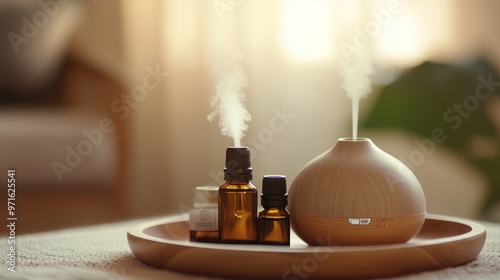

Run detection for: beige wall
[[70, 0, 124, 81], [71, 0, 500, 221]]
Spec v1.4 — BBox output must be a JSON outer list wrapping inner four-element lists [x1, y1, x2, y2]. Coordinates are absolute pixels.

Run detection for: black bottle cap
[[224, 146, 252, 181], [261, 175, 287, 207]]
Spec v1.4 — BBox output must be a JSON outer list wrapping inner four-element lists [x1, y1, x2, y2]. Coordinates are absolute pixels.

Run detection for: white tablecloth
[[1, 215, 499, 280]]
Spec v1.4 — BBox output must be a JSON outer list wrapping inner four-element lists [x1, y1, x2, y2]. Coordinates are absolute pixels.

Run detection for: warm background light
[[280, 0, 334, 61], [2, 0, 500, 233]]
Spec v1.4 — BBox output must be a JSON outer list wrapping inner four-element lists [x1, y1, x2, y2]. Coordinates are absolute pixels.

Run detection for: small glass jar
[[189, 186, 219, 243]]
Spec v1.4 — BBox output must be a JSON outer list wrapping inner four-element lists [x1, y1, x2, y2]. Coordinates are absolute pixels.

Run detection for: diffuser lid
[[261, 175, 287, 207], [224, 146, 252, 181]]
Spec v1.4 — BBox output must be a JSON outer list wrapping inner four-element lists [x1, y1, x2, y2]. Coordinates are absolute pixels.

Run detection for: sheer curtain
[[119, 0, 500, 218]]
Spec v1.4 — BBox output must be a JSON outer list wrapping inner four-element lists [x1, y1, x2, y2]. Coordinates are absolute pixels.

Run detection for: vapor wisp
[[207, 53, 251, 147], [340, 49, 374, 140]]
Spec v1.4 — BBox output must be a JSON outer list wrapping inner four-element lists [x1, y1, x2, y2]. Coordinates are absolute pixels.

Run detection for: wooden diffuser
[[289, 138, 426, 246]]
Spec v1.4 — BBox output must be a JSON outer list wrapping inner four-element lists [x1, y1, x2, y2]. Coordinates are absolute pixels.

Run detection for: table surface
[[1, 215, 499, 280]]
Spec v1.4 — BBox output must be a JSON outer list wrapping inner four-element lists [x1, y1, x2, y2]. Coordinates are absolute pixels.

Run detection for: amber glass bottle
[[219, 147, 258, 244], [259, 175, 290, 246]]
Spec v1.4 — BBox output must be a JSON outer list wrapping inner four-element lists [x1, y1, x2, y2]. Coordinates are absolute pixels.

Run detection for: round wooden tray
[[127, 213, 486, 279]]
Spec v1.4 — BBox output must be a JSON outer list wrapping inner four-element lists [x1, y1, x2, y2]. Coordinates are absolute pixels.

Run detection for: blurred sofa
[[0, 0, 130, 233]]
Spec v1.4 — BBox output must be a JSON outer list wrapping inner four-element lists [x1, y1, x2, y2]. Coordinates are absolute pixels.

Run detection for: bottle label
[[189, 208, 218, 231]]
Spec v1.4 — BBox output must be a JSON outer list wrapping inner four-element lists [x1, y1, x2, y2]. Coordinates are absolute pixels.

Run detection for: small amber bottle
[[259, 175, 290, 246], [189, 186, 219, 243], [219, 146, 258, 244]]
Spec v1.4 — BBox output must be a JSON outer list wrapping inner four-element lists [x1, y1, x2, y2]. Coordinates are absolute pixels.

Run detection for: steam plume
[[340, 49, 374, 140], [207, 52, 250, 147]]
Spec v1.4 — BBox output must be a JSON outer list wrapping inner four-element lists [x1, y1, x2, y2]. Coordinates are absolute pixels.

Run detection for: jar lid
[[193, 186, 219, 208]]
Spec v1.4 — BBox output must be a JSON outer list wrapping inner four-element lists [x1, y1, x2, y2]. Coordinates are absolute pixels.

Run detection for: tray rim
[[127, 213, 487, 279], [127, 213, 486, 253]]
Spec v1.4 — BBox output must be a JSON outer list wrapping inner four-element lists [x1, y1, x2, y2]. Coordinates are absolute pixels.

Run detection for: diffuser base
[[292, 213, 426, 246]]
